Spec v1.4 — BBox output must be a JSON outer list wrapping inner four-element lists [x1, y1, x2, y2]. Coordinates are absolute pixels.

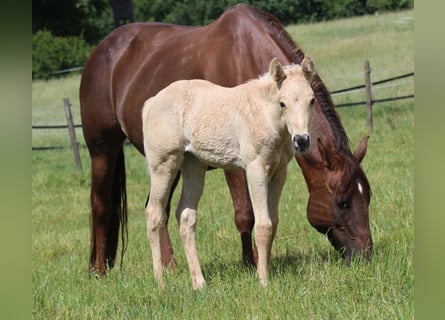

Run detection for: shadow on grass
[[200, 249, 347, 284]]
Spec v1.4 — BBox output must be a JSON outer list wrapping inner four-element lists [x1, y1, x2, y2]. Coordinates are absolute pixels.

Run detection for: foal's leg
[[268, 166, 288, 251], [162, 173, 180, 268], [245, 160, 274, 287], [145, 172, 180, 269], [146, 155, 182, 286], [176, 154, 207, 290]]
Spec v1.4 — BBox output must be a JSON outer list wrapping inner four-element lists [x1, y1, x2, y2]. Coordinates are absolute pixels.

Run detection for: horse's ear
[[269, 58, 286, 89], [354, 136, 369, 163], [301, 54, 316, 83], [317, 138, 335, 170]]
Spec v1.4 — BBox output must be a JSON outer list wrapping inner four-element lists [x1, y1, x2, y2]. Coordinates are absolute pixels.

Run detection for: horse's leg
[[224, 170, 257, 267], [245, 161, 274, 287], [176, 154, 207, 290], [145, 172, 180, 269], [146, 156, 182, 286], [89, 142, 127, 274]]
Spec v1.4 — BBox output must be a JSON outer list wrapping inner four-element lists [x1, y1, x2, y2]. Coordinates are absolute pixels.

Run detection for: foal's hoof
[[155, 278, 166, 290], [260, 278, 268, 288], [192, 278, 206, 291]]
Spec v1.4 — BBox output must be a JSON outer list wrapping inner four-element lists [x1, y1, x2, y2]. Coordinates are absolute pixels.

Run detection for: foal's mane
[[229, 4, 350, 153]]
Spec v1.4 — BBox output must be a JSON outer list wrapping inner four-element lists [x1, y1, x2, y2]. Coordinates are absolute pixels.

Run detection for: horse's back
[[80, 5, 290, 151], [80, 23, 202, 151]]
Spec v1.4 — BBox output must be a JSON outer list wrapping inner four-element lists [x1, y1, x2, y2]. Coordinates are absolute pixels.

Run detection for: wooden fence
[[32, 61, 414, 170], [32, 98, 83, 171], [331, 60, 414, 131]]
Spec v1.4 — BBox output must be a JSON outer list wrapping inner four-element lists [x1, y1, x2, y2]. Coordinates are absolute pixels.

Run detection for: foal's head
[[269, 55, 316, 153]]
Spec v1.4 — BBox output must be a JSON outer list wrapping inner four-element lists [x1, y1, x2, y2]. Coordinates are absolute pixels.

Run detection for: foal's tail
[[106, 147, 128, 269]]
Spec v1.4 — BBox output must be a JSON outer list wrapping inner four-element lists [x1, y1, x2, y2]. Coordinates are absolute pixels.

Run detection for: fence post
[[364, 60, 373, 132], [63, 98, 83, 171]]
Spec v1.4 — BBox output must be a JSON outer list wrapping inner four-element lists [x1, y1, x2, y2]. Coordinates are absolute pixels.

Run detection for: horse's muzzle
[[293, 134, 310, 153]]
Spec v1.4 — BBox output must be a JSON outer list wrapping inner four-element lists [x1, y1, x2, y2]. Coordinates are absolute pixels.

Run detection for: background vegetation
[[32, 9, 413, 319], [32, 30, 92, 79], [32, 0, 413, 79]]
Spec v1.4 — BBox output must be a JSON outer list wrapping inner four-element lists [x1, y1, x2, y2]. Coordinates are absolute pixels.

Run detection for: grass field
[[32, 10, 414, 319]]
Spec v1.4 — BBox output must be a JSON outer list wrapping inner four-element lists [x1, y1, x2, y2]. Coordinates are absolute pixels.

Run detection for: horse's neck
[[311, 104, 337, 160]]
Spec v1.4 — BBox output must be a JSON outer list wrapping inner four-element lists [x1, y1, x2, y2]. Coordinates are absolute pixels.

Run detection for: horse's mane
[[228, 4, 351, 153]]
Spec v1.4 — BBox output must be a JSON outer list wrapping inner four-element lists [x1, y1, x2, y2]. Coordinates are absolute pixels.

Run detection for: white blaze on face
[[358, 182, 363, 195]]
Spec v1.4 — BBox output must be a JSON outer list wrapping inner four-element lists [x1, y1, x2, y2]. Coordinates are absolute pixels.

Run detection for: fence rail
[[32, 124, 82, 129], [51, 66, 84, 76], [331, 72, 414, 95], [32, 98, 84, 170], [336, 94, 415, 108], [32, 61, 414, 169]]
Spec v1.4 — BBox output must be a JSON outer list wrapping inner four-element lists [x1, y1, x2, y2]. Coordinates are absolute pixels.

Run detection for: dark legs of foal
[[157, 169, 257, 268]]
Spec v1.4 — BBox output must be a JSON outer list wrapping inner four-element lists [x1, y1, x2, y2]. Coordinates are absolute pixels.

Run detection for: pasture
[[32, 9, 413, 319]]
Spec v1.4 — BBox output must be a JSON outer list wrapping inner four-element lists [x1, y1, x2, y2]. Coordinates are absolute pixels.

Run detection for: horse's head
[[269, 55, 315, 153], [306, 137, 372, 261]]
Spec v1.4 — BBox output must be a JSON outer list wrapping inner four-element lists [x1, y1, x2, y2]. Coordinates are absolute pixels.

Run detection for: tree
[[32, 0, 110, 44], [33, 0, 414, 45]]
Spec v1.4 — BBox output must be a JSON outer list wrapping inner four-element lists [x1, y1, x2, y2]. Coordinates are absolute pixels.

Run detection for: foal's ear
[[301, 54, 316, 83], [353, 136, 369, 163], [269, 58, 287, 89]]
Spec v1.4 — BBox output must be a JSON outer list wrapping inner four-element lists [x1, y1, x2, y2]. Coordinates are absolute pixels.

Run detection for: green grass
[[32, 10, 413, 319]]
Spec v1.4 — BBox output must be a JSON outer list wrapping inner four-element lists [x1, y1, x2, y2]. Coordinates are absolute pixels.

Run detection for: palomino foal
[[142, 56, 316, 289]]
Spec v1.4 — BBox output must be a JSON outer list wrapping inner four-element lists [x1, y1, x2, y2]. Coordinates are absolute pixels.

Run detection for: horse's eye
[[280, 102, 286, 109], [338, 200, 350, 210], [310, 98, 315, 106]]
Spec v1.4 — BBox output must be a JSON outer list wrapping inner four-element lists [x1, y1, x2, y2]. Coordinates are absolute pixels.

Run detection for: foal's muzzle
[[293, 134, 310, 153]]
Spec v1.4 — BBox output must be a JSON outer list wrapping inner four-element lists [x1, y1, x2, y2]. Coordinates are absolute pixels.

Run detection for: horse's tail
[[110, 147, 128, 269]]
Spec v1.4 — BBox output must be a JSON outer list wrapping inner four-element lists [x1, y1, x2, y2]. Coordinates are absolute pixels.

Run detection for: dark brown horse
[[80, 4, 372, 275]]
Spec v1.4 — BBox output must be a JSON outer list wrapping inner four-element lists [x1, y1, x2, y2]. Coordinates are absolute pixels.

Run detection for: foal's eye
[[280, 102, 286, 109], [338, 200, 350, 210], [310, 98, 315, 106]]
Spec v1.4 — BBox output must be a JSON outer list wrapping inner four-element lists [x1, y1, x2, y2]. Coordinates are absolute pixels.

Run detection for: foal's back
[[143, 78, 279, 169]]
